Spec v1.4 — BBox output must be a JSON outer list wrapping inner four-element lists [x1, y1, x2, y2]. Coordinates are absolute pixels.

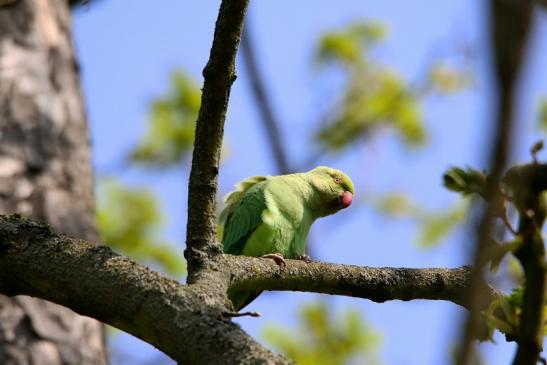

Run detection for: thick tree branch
[[185, 0, 249, 281], [226, 255, 498, 310], [0, 215, 287, 365], [0, 214, 502, 335]]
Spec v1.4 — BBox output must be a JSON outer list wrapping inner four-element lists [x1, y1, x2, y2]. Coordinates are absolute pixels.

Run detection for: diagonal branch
[[240, 19, 292, 174], [185, 0, 249, 282], [226, 255, 499, 310]]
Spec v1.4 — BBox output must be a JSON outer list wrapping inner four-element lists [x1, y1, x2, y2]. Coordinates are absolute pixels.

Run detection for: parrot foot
[[296, 254, 312, 263], [261, 253, 286, 267]]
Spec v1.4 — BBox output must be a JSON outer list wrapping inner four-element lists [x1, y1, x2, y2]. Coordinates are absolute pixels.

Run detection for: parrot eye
[[334, 177, 342, 184]]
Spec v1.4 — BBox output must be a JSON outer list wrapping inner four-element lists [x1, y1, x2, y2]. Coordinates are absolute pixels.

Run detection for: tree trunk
[[0, 1, 108, 364]]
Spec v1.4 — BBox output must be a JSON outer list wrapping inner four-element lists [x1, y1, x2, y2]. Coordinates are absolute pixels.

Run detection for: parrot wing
[[220, 176, 268, 255]]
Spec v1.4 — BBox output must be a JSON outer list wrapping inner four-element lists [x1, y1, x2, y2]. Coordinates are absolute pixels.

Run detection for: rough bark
[[227, 256, 499, 310], [0, 214, 494, 364], [0, 1, 107, 364], [184, 0, 249, 283], [0, 215, 287, 365]]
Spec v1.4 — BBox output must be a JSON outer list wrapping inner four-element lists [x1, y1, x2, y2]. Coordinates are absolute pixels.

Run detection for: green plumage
[[219, 166, 355, 310]]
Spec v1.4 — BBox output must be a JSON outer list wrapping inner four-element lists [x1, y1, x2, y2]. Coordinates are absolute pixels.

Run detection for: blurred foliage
[[317, 22, 387, 65], [486, 238, 523, 274], [444, 159, 547, 343], [263, 302, 382, 365], [506, 254, 525, 285], [443, 165, 521, 271], [443, 167, 488, 197], [481, 287, 547, 342], [314, 22, 425, 151], [374, 192, 466, 247], [313, 22, 471, 153], [131, 70, 201, 167], [427, 62, 473, 94], [97, 179, 185, 275]]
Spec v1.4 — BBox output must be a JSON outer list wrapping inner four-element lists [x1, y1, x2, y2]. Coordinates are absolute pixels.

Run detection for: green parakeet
[[219, 166, 355, 310]]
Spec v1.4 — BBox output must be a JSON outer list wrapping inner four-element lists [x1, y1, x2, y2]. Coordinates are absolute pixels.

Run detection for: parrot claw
[[261, 253, 286, 267], [296, 254, 312, 263]]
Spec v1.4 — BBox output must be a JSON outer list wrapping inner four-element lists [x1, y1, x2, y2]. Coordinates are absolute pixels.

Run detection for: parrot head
[[307, 166, 355, 217]]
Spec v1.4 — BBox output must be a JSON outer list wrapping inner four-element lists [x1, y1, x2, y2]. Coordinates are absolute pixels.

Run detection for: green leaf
[[481, 287, 535, 342], [443, 167, 487, 196]]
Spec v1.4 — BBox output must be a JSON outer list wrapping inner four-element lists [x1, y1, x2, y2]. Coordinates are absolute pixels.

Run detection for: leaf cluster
[[443, 154, 547, 342], [314, 22, 425, 151], [484, 287, 547, 342]]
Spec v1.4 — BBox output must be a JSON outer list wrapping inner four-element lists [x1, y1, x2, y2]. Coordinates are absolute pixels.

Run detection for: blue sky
[[73, 1, 547, 364]]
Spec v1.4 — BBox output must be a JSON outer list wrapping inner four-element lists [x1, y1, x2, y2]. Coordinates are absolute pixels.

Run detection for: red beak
[[339, 191, 353, 209]]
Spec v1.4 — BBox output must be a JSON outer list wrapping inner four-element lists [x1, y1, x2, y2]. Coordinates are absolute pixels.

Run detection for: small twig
[[223, 311, 261, 318], [530, 140, 544, 164], [501, 212, 518, 235]]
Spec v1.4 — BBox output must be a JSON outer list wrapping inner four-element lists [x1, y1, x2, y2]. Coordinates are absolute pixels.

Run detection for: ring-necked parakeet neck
[[219, 166, 355, 310]]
